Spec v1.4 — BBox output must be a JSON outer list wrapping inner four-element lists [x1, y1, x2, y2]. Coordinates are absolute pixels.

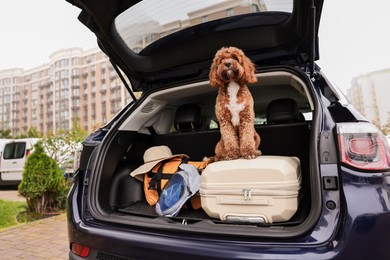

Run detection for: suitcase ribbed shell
[[200, 156, 301, 223]]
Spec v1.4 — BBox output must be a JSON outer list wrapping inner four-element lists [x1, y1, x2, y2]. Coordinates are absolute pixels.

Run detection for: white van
[[0, 138, 39, 185]]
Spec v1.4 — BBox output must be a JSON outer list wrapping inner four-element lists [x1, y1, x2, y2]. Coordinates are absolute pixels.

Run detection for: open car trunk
[[86, 68, 321, 238]]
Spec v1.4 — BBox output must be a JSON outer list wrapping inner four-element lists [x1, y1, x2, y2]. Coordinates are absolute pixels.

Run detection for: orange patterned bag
[[144, 158, 208, 206]]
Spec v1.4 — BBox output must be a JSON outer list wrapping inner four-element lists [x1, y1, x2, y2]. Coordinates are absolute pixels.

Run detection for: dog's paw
[[241, 150, 261, 159], [242, 154, 257, 159], [225, 156, 240, 161]]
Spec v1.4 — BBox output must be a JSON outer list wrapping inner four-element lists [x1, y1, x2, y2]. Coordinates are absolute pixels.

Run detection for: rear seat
[[173, 103, 203, 132], [266, 98, 305, 124], [153, 104, 219, 160], [259, 98, 311, 157]]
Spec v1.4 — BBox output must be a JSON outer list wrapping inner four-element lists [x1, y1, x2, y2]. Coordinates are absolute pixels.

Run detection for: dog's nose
[[225, 62, 231, 68]]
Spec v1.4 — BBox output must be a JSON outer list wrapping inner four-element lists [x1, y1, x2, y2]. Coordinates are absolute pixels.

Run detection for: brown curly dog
[[209, 46, 261, 161]]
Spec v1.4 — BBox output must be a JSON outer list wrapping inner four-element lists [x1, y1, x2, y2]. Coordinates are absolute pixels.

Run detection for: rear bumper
[[67, 211, 390, 260], [67, 166, 390, 260]]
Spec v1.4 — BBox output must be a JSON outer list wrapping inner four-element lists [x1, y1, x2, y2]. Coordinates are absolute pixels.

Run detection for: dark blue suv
[[65, 0, 390, 259]]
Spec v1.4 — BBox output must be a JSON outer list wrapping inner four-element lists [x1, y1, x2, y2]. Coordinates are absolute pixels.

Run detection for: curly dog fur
[[210, 46, 261, 161]]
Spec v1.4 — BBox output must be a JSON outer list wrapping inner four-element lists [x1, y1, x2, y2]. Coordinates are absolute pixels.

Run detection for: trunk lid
[[66, 0, 323, 92]]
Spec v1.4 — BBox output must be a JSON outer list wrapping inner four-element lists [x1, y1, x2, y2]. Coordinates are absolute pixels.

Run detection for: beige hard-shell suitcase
[[200, 156, 301, 224]]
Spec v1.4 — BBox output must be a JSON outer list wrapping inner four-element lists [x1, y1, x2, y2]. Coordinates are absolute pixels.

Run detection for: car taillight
[[25, 149, 31, 157], [337, 122, 390, 171], [71, 242, 91, 258]]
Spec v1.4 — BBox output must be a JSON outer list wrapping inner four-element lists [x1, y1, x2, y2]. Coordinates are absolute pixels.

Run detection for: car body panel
[[64, 0, 390, 259], [67, 165, 390, 259]]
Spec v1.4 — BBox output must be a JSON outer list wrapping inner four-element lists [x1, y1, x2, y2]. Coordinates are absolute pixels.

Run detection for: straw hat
[[130, 145, 188, 181]]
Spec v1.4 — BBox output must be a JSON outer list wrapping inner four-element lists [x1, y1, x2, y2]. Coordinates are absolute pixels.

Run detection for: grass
[[0, 199, 64, 231], [0, 199, 27, 230]]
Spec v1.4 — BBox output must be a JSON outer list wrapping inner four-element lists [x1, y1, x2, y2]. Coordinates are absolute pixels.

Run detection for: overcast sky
[[0, 0, 97, 70], [0, 0, 389, 95]]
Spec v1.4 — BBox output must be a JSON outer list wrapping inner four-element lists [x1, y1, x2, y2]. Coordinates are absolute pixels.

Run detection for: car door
[[0, 141, 27, 181]]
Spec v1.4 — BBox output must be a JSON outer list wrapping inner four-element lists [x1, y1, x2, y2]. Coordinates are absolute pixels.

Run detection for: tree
[[18, 141, 68, 213], [26, 127, 42, 138], [43, 124, 85, 173], [0, 129, 12, 138], [69, 117, 88, 142], [14, 127, 42, 139]]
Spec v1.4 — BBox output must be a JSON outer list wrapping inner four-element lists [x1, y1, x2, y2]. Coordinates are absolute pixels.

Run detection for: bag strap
[[181, 157, 189, 164], [148, 157, 188, 193], [148, 162, 165, 192]]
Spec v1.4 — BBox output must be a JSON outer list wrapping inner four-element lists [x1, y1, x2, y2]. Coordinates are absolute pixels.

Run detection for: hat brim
[[130, 154, 189, 181]]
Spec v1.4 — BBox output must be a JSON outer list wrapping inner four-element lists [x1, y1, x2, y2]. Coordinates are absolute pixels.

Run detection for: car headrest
[[174, 104, 202, 132], [267, 98, 300, 124]]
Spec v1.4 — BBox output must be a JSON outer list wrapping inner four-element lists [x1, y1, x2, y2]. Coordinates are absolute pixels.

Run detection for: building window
[[226, 8, 234, 17], [58, 59, 69, 68], [60, 70, 69, 78], [145, 34, 155, 44], [72, 57, 79, 65], [72, 78, 79, 87], [72, 68, 79, 76], [72, 88, 79, 97], [201, 16, 208, 23], [252, 4, 260, 12], [133, 47, 142, 54], [60, 79, 69, 87]]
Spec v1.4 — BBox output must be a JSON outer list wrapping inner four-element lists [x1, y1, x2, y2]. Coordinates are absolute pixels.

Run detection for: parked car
[[66, 0, 390, 259], [0, 138, 39, 186]]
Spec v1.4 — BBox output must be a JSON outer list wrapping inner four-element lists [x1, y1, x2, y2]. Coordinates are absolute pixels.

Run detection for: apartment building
[[0, 47, 131, 136], [347, 68, 390, 128]]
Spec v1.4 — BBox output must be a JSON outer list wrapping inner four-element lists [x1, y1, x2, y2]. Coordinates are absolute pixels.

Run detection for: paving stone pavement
[[0, 189, 25, 202], [0, 212, 69, 259]]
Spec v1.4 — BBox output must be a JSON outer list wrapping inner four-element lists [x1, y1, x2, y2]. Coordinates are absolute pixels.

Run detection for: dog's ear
[[209, 59, 224, 87], [242, 55, 257, 84]]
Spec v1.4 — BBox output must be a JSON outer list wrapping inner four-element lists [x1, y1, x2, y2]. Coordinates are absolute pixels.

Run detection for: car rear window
[[114, 0, 293, 53], [3, 142, 26, 159]]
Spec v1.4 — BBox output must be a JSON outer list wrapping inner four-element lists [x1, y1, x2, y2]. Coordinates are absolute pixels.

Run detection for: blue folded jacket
[[156, 163, 201, 217]]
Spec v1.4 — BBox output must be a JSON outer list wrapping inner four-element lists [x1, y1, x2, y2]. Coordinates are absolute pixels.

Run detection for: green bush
[[18, 141, 68, 213]]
